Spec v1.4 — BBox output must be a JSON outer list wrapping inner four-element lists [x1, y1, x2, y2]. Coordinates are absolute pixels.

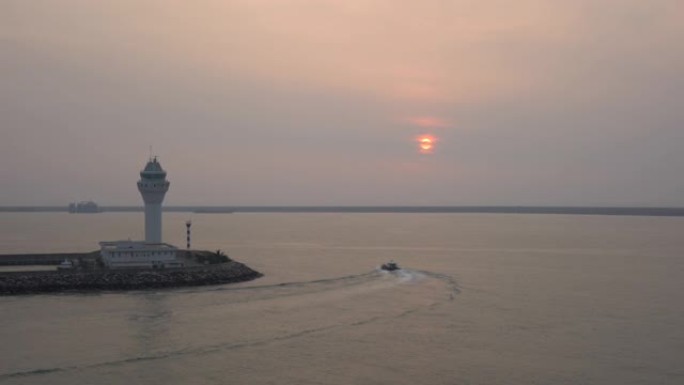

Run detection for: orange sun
[[417, 135, 436, 154]]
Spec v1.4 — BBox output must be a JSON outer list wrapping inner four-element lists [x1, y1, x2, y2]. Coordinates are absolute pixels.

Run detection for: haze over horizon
[[2, 1, 683, 206]]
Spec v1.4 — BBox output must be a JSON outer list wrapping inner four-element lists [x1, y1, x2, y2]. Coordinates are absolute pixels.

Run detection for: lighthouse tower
[[137, 157, 170, 243], [99, 156, 180, 269]]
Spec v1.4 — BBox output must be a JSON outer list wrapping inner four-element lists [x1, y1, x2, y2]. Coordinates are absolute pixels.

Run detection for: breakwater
[[0, 261, 262, 295], [0, 251, 98, 266]]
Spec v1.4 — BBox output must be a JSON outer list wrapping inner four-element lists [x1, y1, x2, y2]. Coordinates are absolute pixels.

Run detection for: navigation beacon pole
[[137, 157, 170, 243], [186, 220, 192, 250]]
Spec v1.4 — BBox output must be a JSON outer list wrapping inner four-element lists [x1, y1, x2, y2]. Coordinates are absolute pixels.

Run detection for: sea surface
[[0, 212, 683, 384]]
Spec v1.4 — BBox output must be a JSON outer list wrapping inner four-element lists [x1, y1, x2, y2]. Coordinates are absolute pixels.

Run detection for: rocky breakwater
[[0, 261, 262, 295]]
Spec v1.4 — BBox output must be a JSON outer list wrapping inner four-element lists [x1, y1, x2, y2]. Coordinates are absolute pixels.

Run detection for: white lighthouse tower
[[99, 156, 181, 269], [137, 157, 170, 243]]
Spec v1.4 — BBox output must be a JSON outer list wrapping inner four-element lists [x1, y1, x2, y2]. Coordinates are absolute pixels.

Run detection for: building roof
[[99, 240, 177, 251], [140, 157, 167, 179]]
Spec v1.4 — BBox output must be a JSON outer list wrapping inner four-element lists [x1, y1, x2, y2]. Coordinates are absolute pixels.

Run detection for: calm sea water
[[1, 212, 683, 384]]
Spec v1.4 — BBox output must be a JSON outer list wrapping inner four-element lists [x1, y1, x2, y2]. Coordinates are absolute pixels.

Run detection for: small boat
[[381, 261, 400, 271], [57, 259, 74, 271]]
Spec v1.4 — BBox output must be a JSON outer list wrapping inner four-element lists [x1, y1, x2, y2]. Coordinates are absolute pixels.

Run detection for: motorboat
[[381, 261, 400, 271]]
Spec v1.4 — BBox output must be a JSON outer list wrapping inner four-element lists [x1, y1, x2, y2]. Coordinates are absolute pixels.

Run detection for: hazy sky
[[2, 0, 683, 206]]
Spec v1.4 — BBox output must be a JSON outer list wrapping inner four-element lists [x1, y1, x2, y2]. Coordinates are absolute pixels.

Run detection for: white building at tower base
[[99, 241, 182, 269]]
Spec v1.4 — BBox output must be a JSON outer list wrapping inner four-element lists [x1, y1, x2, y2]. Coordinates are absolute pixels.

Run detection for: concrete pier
[[0, 251, 98, 266]]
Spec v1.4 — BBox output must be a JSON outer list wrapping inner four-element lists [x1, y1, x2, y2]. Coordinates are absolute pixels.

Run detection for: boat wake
[[0, 268, 459, 383]]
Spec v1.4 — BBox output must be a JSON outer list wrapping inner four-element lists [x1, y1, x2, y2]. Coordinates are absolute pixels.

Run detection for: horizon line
[[1, 205, 684, 217]]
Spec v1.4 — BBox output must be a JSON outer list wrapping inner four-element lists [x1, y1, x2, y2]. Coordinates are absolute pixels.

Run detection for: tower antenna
[[149, 145, 153, 160]]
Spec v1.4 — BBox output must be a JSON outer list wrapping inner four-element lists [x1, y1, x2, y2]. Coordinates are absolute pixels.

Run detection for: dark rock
[[0, 261, 262, 295]]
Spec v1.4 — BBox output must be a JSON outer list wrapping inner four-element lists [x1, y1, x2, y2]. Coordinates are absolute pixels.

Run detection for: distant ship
[[68, 201, 102, 213]]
